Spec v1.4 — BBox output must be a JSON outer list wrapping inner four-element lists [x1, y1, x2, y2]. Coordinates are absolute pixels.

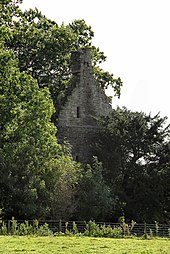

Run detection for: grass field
[[0, 236, 169, 254]]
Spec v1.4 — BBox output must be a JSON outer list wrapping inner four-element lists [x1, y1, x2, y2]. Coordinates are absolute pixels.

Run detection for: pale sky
[[20, 0, 170, 122]]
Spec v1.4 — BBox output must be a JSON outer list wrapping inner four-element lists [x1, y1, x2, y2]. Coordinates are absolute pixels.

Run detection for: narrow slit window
[[76, 155, 79, 162], [77, 107, 80, 118]]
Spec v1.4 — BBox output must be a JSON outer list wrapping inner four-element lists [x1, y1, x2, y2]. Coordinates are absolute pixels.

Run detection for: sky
[[20, 0, 170, 122]]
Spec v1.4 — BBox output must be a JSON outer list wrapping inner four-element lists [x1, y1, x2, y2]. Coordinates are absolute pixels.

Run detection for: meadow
[[0, 236, 169, 254]]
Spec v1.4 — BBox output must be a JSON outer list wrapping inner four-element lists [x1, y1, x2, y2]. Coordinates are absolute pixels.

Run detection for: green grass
[[0, 236, 169, 254]]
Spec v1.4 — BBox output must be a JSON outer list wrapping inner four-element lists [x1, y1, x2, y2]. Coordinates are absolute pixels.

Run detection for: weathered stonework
[[58, 48, 112, 162]]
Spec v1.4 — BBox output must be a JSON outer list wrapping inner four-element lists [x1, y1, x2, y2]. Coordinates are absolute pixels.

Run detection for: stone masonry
[[58, 48, 112, 163]]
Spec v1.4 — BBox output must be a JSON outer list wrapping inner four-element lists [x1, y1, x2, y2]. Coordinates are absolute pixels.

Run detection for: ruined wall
[[58, 48, 112, 163]]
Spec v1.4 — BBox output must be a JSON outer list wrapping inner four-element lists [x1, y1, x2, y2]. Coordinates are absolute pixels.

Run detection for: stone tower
[[58, 48, 112, 163]]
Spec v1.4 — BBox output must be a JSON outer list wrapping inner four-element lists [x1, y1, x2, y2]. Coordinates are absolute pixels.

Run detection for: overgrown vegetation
[[0, 217, 52, 236], [83, 220, 123, 238], [0, 0, 170, 224], [0, 0, 121, 221], [94, 107, 170, 223], [0, 218, 169, 239], [0, 218, 122, 238]]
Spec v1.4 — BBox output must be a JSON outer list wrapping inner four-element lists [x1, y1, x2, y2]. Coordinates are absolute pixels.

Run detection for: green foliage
[[72, 221, 78, 235], [3, 2, 93, 219], [0, 2, 123, 221], [0, 46, 62, 219], [0, 222, 8, 235], [84, 220, 123, 238], [0, 218, 52, 236], [93, 65, 123, 98], [36, 223, 53, 236], [10, 217, 18, 235], [142, 223, 149, 239], [48, 153, 81, 220], [155, 221, 159, 237], [17, 221, 31, 236], [0, 209, 7, 235], [0, 44, 81, 220], [119, 216, 136, 237], [95, 107, 170, 222], [68, 19, 94, 47], [55, 220, 123, 238], [75, 157, 116, 221], [2, 3, 122, 115], [149, 228, 153, 239], [0, 1, 22, 26], [0, 209, 2, 224]]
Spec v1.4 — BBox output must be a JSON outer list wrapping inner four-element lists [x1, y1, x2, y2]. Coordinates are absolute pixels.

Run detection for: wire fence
[[3, 219, 169, 238]]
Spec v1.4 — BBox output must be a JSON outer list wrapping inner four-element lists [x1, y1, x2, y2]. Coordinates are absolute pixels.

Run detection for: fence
[[3, 220, 169, 237]]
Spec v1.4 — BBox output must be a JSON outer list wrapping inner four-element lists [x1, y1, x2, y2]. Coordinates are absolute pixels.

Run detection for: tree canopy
[[0, 45, 56, 217], [1, 0, 122, 116], [94, 107, 170, 222]]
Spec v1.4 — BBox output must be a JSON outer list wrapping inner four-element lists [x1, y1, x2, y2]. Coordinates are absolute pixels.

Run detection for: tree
[[3, 3, 122, 115], [49, 152, 81, 220], [0, 45, 62, 219], [95, 107, 170, 222], [0, 0, 22, 26], [75, 157, 116, 221]]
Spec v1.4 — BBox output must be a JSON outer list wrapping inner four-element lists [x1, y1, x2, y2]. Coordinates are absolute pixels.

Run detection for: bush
[[84, 220, 123, 238], [0, 222, 8, 235], [0, 218, 52, 236]]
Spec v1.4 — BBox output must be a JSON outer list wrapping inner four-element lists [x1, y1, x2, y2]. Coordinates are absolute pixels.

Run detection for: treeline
[[0, 0, 169, 223]]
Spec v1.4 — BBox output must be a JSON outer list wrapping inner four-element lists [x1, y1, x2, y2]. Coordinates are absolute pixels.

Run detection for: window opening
[[75, 155, 79, 162], [77, 107, 80, 118]]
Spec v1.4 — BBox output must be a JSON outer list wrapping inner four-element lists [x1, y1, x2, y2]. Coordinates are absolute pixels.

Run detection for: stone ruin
[[57, 48, 112, 163]]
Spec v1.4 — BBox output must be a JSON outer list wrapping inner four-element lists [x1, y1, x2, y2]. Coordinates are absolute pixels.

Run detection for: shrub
[[0, 218, 52, 236], [37, 223, 53, 236], [84, 220, 123, 238], [0, 222, 8, 235]]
